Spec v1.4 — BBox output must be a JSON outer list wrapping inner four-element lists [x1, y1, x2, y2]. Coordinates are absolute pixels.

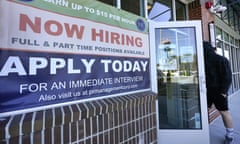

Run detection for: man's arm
[[219, 57, 232, 95]]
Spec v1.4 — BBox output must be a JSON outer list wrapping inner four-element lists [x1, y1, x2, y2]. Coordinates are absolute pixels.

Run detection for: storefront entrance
[[149, 21, 210, 144]]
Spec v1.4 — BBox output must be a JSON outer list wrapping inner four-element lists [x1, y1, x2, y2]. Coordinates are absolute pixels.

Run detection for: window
[[176, 0, 186, 20], [97, 0, 116, 6], [97, 0, 145, 16], [228, 7, 234, 29], [221, 0, 228, 24], [121, 0, 145, 16], [216, 27, 222, 40], [215, 26, 240, 94], [234, 13, 239, 32], [223, 31, 229, 42], [97, 0, 187, 20], [216, 0, 240, 35]]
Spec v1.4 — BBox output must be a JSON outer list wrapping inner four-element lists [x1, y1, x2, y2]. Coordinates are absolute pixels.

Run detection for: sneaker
[[224, 136, 234, 144]]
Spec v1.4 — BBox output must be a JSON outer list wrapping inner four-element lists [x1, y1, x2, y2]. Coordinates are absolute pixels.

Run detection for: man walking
[[203, 41, 234, 144]]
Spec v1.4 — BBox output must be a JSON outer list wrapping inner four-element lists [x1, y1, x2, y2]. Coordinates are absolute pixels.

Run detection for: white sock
[[226, 128, 234, 138]]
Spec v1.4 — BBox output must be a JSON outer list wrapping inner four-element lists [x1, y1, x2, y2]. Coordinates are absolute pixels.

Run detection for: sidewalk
[[209, 91, 240, 144]]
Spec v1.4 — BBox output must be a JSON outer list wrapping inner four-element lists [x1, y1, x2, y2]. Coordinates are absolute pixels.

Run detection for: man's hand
[[221, 93, 227, 98]]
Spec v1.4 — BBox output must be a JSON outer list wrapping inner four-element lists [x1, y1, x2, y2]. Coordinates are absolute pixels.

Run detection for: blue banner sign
[[0, 0, 150, 114]]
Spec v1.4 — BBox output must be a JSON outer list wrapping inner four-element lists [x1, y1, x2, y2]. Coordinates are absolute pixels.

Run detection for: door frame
[[149, 20, 210, 144]]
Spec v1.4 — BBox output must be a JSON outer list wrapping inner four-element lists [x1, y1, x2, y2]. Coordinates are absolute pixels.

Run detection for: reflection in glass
[[156, 27, 202, 129]]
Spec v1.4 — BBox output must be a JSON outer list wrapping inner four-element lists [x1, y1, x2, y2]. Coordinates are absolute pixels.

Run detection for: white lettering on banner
[[20, 83, 48, 94], [69, 78, 113, 88], [0, 56, 27, 76], [0, 56, 95, 76], [71, 3, 83, 10], [29, 57, 48, 75], [39, 94, 57, 102], [114, 76, 143, 84], [0, 56, 148, 76], [100, 60, 148, 72], [19, 81, 67, 94], [43, 0, 69, 7], [51, 81, 66, 90], [41, 0, 137, 27]]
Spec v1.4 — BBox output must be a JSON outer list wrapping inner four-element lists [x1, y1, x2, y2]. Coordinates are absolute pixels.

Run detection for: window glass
[[224, 43, 230, 57], [229, 36, 234, 44], [216, 40, 223, 56], [97, 0, 116, 6], [234, 12, 239, 32], [121, 0, 145, 16], [238, 49, 240, 90], [235, 39, 239, 47], [216, 27, 222, 40], [176, 0, 186, 20], [229, 7, 234, 29], [232, 48, 236, 72], [158, 0, 172, 8], [223, 31, 229, 42], [155, 27, 202, 129], [216, 0, 240, 35], [221, 0, 228, 24]]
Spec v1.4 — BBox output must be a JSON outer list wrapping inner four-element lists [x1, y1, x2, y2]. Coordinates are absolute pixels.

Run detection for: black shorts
[[207, 88, 229, 111]]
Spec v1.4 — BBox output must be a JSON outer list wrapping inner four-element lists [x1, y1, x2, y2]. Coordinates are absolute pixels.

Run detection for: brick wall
[[188, 0, 215, 41], [0, 92, 157, 144], [188, 0, 202, 20]]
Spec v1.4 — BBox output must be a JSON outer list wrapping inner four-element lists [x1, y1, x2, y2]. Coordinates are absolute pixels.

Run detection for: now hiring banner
[[0, 0, 150, 115]]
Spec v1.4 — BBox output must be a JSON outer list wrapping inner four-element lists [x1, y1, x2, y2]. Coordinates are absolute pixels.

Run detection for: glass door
[[149, 21, 210, 144]]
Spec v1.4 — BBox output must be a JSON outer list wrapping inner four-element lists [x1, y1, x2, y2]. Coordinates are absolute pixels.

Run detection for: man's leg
[[219, 110, 234, 143], [219, 110, 233, 128]]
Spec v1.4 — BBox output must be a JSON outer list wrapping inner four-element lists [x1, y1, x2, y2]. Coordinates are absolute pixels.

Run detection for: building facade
[[97, 0, 240, 122], [96, 0, 240, 80]]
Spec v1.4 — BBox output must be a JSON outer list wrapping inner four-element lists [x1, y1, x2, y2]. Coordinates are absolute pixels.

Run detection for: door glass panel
[[155, 27, 202, 129]]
